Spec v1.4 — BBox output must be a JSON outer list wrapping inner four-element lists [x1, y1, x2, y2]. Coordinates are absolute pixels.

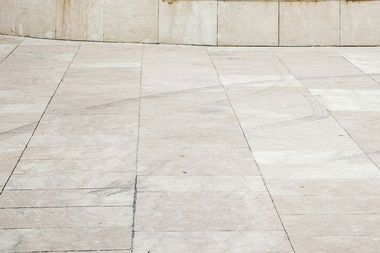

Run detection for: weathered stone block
[[0, 0, 16, 35], [57, 0, 104, 41], [341, 1, 380, 45], [103, 0, 158, 43], [280, 0, 340, 46], [218, 1, 278, 46], [159, 0, 217, 45], [16, 0, 56, 38]]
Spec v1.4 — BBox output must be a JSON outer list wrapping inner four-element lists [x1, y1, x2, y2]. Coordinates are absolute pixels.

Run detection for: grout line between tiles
[[206, 47, 296, 253], [130, 45, 145, 252], [0, 44, 82, 196], [276, 54, 380, 172]]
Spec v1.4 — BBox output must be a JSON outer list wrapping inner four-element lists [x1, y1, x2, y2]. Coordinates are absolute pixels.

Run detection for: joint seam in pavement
[[130, 45, 145, 252], [0, 44, 82, 196], [206, 47, 297, 253], [277, 55, 380, 172], [0, 37, 24, 65], [340, 54, 380, 86]]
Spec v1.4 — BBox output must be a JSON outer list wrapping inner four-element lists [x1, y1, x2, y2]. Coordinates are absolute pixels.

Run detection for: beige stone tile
[[140, 86, 231, 117], [138, 159, 259, 177], [159, 1, 217, 45], [139, 115, 243, 138], [29, 115, 138, 147], [0, 43, 17, 61], [16, 157, 135, 174], [0, 188, 133, 208], [300, 75, 380, 90], [244, 117, 355, 153], [310, 89, 380, 112], [279, 1, 339, 46], [0, 207, 132, 228], [225, 86, 314, 126], [273, 195, 380, 214], [255, 150, 379, 180], [16, 0, 56, 38], [0, 96, 48, 124], [290, 235, 380, 253], [278, 51, 362, 79], [282, 214, 380, 236], [208, 48, 292, 85], [73, 42, 143, 65], [22, 146, 135, 160], [0, 122, 36, 147], [138, 147, 259, 176], [56, 0, 104, 41], [218, 1, 278, 46], [134, 231, 292, 253], [138, 176, 265, 192], [0, 146, 23, 159], [138, 146, 252, 161], [7, 171, 135, 190], [62, 67, 141, 86], [0, 157, 18, 172], [136, 192, 283, 231], [267, 178, 380, 196], [333, 111, 380, 155], [46, 84, 140, 115], [0, 170, 11, 187], [0, 0, 15, 34], [0, 227, 131, 252], [0, 35, 23, 44], [339, 47, 380, 75], [141, 45, 219, 95], [341, 1, 380, 46], [103, 0, 158, 43]]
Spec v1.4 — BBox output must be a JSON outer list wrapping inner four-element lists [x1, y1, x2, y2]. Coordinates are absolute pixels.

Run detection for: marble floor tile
[[289, 235, 380, 253], [29, 114, 138, 147], [134, 231, 292, 253], [138, 176, 265, 192], [310, 89, 380, 112], [1, 35, 380, 251], [0, 188, 134, 208], [0, 206, 132, 228], [135, 192, 283, 232], [0, 227, 131, 252], [273, 195, 380, 214], [282, 214, 380, 236], [6, 171, 135, 190]]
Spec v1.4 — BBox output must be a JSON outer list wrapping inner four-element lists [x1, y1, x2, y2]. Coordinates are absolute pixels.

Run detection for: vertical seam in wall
[[102, 0, 105, 41], [54, 0, 57, 39], [55, 0, 58, 39], [14, 0, 17, 35], [339, 0, 342, 45], [277, 0, 280, 46], [216, 0, 219, 46], [157, 0, 160, 44]]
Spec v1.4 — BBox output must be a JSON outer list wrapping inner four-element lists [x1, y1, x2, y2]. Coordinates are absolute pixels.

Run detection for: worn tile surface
[[0, 35, 380, 252]]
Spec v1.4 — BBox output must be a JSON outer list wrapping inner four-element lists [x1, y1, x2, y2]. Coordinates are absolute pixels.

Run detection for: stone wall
[[0, 0, 379, 46]]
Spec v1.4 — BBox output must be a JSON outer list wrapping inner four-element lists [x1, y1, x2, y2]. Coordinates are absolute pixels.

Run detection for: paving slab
[[1, 35, 380, 252]]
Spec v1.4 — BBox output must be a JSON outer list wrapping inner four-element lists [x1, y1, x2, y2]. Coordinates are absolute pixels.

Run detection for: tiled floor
[[0, 35, 379, 252]]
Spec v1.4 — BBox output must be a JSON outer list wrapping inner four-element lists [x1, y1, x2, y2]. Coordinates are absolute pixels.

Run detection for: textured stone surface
[[56, 0, 104, 41], [159, 0, 217, 45], [341, 1, 380, 45], [1, 0, 380, 46], [1, 35, 380, 252], [16, 0, 56, 38], [0, 0, 15, 35], [103, 0, 158, 43], [279, 0, 340, 46], [218, 1, 278, 46]]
